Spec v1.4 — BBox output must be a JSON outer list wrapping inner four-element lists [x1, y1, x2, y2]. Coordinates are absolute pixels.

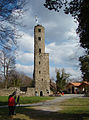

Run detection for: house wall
[[66, 85, 79, 94]]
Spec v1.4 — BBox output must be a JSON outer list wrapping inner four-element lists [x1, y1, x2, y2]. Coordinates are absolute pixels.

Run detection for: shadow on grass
[[0, 101, 8, 106], [0, 106, 89, 120]]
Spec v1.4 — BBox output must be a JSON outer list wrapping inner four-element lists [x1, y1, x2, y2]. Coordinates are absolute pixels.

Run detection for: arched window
[[40, 91, 43, 96]]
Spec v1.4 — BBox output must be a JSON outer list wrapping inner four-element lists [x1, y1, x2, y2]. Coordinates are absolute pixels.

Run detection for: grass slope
[[0, 96, 54, 106], [0, 97, 89, 120]]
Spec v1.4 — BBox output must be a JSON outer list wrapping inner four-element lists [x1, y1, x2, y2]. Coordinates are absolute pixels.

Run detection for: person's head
[[8, 94, 12, 99], [12, 91, 16, 96]]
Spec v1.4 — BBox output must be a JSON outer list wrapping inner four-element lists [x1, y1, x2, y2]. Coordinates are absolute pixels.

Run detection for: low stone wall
[[0, 87, 20, 96], [0, 87, 51, 96], [26, 88, 35, 96], [0, 87, 35, 96]]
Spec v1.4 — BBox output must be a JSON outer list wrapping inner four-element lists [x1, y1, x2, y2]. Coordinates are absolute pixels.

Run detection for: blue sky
[[16, 0, 85, 80]]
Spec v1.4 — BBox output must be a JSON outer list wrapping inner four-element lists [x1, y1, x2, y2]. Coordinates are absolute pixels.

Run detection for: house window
[[39, 48, 41, 54], [42, 78, 43, 81], [38, 29, 41, 32], [39, 71, 41, 74], [38, 37, 41, 41], [39, 61, 40, 64]]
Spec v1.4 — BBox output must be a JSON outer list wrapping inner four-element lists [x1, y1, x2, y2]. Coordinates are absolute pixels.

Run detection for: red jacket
[[8, 97, 15, 106]]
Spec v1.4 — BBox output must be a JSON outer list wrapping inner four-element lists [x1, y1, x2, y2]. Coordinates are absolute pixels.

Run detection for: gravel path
[[31, 94, 84, 112], [0, 94, 84, 111]]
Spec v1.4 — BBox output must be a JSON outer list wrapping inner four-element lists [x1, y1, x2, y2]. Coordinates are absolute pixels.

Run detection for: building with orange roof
[[66, 82, 81, 94], [79, 81, 89, 93], [66, 81, 89, 94]]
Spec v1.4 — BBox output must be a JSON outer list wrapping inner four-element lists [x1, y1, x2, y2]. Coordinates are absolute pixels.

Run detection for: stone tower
[[34, 24, 50, 96]]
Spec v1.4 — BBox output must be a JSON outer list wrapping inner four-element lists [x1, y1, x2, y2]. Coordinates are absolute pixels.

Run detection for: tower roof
[[35, 24, 44, 28]]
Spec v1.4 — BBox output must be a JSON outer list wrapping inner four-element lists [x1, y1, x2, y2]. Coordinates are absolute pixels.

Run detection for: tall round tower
[[34, 24, 50, 96]]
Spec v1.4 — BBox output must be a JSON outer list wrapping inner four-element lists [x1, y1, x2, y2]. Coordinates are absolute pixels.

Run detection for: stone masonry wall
[[34, 25, 50, 96], [0, 87, 36, 96], [26, 88, 35, 96], [35, 53, 50, 96], [0, 87, 20, 96]]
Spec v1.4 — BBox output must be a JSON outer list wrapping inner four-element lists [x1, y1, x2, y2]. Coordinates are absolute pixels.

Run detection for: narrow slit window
[[38, 29, 41, 32], [39, 71, 41, 74], [38, 37, 41, 41], [39, 61, 40, 64], [39, 48, 41, 54]]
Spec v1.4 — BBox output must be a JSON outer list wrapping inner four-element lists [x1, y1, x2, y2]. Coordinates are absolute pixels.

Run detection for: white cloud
[[17, 32, 34, 52], [65, 67, 82, 79], [16, 51, 34, 64], [64, 28, 78, 40], [50, 66, 82, 80], [50, 66, 56, 79], [16, 31, 34, 64], [44, 21, 58, 31], [46, 40, 80, 66], [16, 64, 34, 77]]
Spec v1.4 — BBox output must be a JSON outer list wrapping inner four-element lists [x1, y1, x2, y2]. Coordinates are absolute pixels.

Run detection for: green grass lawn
[[0, 96, 54, 106], [59, 97, 89, 120], [19, 96, 54, 104], [0, 97, 89, 120], [0, 96, 8, 106]]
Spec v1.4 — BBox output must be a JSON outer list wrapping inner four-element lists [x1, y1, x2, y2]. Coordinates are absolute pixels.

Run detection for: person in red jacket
[[8, 92, 16, 120]]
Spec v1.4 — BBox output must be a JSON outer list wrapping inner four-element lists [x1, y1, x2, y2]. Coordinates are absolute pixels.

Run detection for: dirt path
[[0, 94, 83, 109], [31, 94, 84, 112]]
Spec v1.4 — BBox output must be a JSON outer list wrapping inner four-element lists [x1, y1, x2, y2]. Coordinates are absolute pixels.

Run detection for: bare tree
[[0, 0, 26, 48], [0, 50, 15, 88], [8, 70, 33, 87], [0, 0, 27, 87]]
